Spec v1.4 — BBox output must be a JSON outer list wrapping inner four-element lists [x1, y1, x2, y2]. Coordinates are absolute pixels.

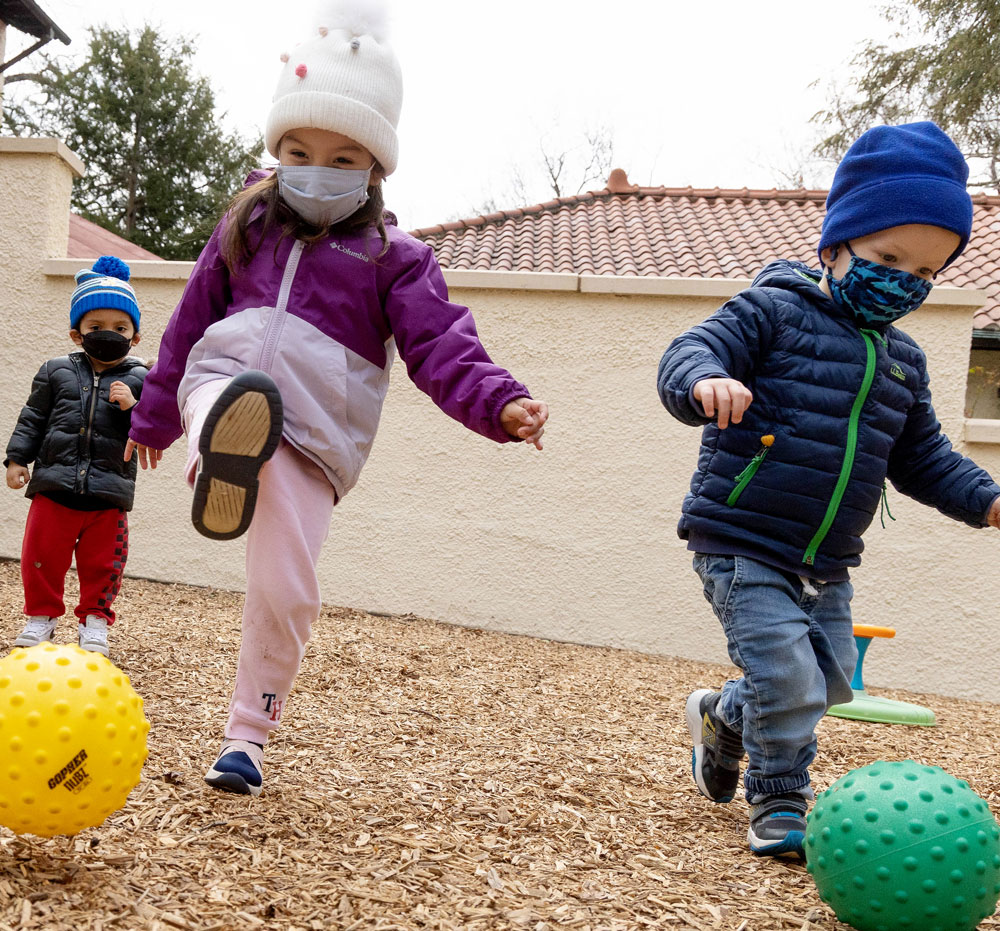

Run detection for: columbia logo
[[889, 363, 906, 382], [330, 241, 370, 263]]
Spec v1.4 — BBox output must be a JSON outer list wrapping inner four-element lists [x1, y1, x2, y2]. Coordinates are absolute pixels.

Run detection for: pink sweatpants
[[184, 380, 336, 744]]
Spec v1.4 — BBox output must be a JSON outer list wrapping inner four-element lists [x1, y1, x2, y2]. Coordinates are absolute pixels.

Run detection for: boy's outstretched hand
[[6, 462, 29, 489], [988, 496, 1000, 529], [501, 397, 548, 450], [693, 377, 753, 429], [124, 439, 163, 470]]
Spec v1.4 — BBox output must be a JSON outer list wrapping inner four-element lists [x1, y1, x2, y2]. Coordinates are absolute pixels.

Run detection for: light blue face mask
[[276, 164, 372, 227]]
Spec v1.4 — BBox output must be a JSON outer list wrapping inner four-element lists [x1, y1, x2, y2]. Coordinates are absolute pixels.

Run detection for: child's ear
[[819, 246, 838, 269], [131, 332, 141, 348], [69, 329, 83, 347]]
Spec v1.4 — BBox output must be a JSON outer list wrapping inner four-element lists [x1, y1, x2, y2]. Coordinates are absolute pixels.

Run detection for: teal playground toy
[[827, 625, 936, 727], [806, 760, 1000, 931]]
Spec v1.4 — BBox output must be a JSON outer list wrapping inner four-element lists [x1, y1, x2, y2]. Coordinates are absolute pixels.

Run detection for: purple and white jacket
[[130, 177, 530, 501]]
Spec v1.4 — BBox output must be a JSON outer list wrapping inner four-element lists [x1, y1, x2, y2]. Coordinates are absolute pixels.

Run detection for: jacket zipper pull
[[879, 481, 896, 529], [727, 435, 775, 507], [733, 434, 774, 483]]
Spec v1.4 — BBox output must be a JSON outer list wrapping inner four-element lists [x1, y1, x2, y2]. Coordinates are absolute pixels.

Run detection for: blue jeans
[[693, 553, 857, 799]]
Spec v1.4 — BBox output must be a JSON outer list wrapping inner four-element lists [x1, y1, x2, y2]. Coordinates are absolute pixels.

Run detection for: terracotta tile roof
[[68, 214, 161, 261], [411, 169, 1000, 331], [950, 200, 1000, 330]]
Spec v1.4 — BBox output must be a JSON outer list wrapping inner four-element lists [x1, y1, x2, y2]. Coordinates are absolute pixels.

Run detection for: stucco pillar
[[0, 138, 85, 511], [0, 136, 84, 361], [0, 137, 83, 265]]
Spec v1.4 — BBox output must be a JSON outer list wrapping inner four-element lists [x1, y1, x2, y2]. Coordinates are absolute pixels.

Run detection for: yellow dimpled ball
[[0, 643, 150, 837]]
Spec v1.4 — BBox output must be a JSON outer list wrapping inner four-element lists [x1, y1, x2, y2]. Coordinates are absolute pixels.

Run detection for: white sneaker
[[79, 615, 109, 656], [204, 739, 264, 796], [14, 616, 57, 647]]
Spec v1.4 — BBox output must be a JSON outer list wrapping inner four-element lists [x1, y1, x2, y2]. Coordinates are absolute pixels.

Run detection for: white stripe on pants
[[184, 379, 337, 744]]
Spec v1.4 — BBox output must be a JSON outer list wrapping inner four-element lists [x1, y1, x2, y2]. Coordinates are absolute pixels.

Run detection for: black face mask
[[81, 330, 132, 363]]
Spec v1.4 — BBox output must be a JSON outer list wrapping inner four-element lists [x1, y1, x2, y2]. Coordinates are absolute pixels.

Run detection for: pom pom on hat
[[819, 121, 974, 270], [324, 0, 392, 42], [265, 0, 403, 174], [70, 255, 141, 332], [90, 254, 131, 282]]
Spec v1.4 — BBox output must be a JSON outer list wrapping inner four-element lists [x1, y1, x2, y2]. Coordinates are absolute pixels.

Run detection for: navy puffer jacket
[[657, 260, 1000, 580], [5, 352, 148, 510]]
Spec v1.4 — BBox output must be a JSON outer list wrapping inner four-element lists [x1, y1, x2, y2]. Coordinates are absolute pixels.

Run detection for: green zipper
[[727, 435, 774, 506], [879, 481, 896, 529], [802, 329, 879, 565]]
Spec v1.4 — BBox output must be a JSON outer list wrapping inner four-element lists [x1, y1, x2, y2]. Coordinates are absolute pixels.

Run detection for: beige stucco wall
[[3, 139, 999, 702]]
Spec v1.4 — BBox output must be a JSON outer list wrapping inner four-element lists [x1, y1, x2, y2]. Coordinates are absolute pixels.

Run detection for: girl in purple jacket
[[126, 2, 547, 796]]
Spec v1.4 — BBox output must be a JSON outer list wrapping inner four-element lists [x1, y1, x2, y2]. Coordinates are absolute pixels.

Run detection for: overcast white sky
[[8, 0, 903, 230]]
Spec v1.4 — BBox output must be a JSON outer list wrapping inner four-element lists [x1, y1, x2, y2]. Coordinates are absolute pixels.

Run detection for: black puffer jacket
[[5, 352, 148, 510]]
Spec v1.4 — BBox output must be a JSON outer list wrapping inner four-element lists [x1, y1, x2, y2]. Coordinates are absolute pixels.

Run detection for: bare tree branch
[[541, 147, 566, 199]]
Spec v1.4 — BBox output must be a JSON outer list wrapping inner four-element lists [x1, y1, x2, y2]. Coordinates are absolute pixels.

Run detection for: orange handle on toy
[[853, 625, 895, 640]]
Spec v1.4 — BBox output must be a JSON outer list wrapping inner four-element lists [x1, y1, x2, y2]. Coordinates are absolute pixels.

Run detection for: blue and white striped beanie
[[70, 256, 140, 332]]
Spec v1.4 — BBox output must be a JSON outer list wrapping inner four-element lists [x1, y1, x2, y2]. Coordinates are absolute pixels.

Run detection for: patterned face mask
[[825, 243, 933, 328]]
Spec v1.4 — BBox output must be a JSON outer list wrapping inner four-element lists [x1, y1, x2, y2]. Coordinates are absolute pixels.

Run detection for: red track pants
[[20, 494, 128, 623]]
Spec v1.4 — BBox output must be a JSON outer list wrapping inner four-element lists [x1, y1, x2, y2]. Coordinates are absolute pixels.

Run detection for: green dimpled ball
[[806, 760, 1000, 931]]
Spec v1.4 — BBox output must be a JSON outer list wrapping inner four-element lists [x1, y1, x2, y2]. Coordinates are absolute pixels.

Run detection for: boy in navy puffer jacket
[[657, 122, 1000, 859]]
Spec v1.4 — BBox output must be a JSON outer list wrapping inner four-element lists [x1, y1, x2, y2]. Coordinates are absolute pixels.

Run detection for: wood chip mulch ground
[[0, 557, 998, 931]]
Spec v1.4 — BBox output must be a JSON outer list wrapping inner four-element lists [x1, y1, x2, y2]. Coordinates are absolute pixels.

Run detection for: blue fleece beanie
[[70, 255, 141, 332], [818, 121, 973, 270]]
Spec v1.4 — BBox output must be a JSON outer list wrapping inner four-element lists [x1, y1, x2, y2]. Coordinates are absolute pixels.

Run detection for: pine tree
[[814, 0, 1000, 189], [4, 25, 263, 259]]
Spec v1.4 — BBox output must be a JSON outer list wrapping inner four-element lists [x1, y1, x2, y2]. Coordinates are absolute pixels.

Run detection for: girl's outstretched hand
[[124, 439, 163, 470], [501, 398, 548, 450]]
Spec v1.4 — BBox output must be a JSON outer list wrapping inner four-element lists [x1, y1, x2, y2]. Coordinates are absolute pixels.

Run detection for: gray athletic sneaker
[[747, 792, 809, 859], [685, 688, 745, 803]]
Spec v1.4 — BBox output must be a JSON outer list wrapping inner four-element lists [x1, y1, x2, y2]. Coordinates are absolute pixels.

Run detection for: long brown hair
[[220, 171, 390, 272]]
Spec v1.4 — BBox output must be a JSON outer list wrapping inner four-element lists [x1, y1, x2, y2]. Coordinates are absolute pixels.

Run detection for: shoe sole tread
[[748, 828, 806, 860], [204, 768, 262, 797], [192, 372, 283, 541]]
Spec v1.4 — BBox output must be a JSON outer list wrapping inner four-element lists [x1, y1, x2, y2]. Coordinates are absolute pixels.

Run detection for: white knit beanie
[[265, 0, 403, 175]]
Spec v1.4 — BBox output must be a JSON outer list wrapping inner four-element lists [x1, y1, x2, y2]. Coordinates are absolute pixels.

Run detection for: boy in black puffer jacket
[[5, 256, 148, 657], [657, 122, 1000, 860]]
